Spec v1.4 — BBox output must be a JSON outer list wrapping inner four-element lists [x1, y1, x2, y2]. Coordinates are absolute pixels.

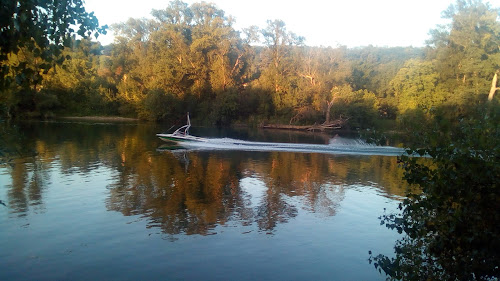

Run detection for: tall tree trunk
[[488, 72, 499, 101], [325, 88, 340, 124], [325, 100, 333, 124]]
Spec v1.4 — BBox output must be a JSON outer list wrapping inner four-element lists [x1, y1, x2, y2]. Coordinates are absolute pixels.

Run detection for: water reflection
[[3, 157, 48, 216], [0, 121, 406, 235]]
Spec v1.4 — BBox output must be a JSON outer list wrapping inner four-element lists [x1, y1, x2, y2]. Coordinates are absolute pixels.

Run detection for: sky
[[84, 0, 500, 48]]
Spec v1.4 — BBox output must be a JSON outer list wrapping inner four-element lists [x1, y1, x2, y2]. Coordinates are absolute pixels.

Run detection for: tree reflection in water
[[4, 157, 49, 216], [1, 122, 51, 216], [105, 146, 405, 236]]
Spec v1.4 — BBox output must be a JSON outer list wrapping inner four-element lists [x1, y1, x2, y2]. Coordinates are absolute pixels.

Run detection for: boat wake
[[159, 136, 405, 157]]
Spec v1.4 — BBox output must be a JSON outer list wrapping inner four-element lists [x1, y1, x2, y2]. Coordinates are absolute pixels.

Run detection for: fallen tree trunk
[[260, 118, 348, 131]]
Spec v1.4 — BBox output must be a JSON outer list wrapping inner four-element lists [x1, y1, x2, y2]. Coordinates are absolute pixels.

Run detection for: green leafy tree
[[348, 46, 424, 120], [259, 20, 304, 112], [390, 59, 444, 114], [298, 47, 352, 123], [325, 84, 352, 124], [0, 0, 106, 89], [111, 17, 153, 115], [42, 39, 120, 115], [428, 0, 500, 102], [189, 2, 246, 99], [111, 1, 247, 122], [348, 46, 424, 98], [0, 0, 106, 118], [369, 103, 500, 280], [328, 86, 378, 128]]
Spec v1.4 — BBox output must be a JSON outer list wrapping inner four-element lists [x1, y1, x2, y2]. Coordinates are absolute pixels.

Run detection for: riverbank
[[60, 116, 139, 122]]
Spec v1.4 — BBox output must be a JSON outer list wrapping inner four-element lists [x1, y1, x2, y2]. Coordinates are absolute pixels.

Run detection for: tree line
[[1, 0, 498, 129]]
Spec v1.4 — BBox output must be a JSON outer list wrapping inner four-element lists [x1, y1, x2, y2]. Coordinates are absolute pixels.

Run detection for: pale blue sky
[[85, 0, 500, 47]]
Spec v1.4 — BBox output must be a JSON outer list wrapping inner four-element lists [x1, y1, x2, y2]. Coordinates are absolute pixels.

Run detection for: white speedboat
[[157, 113, 207, 143]]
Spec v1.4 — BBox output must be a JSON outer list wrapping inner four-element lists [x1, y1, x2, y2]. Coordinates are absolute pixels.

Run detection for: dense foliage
[[0, 0, 106, 117], [0, 0, 499, 128], [369, 103, 500, 280], [366, 2, 500, 279]]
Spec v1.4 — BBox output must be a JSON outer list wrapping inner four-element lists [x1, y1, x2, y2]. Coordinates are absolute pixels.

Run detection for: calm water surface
[[0, 121, 405, 280]]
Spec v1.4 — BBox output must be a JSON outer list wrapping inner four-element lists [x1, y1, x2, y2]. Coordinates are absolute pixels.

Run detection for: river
[[0, 120, 406, 280]]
